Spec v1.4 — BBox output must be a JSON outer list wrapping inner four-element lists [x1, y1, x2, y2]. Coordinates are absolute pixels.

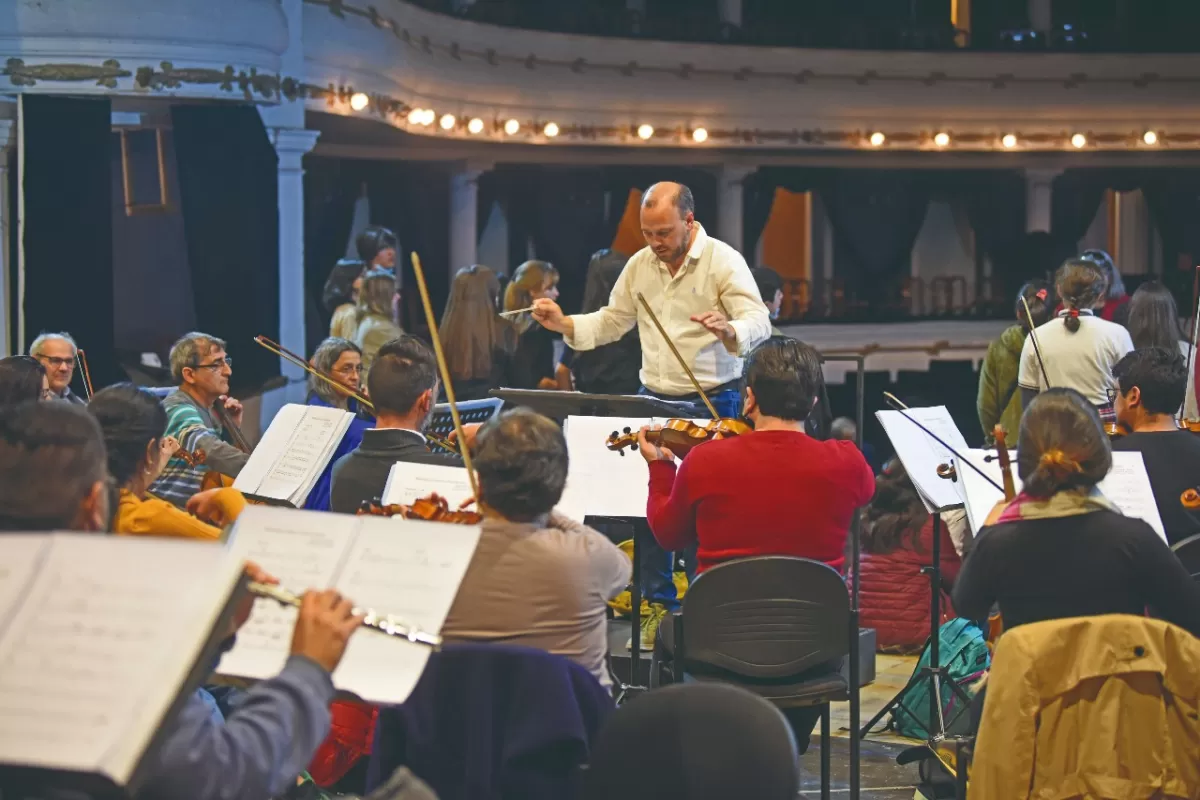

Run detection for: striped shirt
[[148, 388, 249, 507]]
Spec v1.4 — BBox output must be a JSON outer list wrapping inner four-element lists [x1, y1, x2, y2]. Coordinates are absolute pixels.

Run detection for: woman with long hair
[[857, 460, 962, 653], [1125, 280, 1198, 418], [561, 250, 642, 395], [1017, 259, 1133, 424], [504, 260, 563, 390], [440, 264, 513, 401], [323, 258, 366, 341], [89, 383, 245, 539], [354, 267, 403, 376], [977, 281, 1055, 443], [0, 355, 50, 406], [304, 338, 372, 512], [952, 388, 1200, 637]]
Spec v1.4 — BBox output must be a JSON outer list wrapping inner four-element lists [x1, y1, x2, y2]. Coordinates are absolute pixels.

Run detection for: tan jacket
[[973, 615, 1200, 799]]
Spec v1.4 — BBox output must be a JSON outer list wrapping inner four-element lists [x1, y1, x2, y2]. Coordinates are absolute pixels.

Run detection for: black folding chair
[[650, 556, 850, 800]]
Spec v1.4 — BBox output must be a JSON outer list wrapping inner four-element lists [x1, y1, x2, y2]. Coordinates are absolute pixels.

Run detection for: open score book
[[233, 404, 353, 506]]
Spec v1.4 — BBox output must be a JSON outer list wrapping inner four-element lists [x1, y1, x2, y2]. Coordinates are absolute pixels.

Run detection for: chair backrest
[[679, 556, 850, 680], [1171, 533, 1200, 581], [143, 385, 173, 399]]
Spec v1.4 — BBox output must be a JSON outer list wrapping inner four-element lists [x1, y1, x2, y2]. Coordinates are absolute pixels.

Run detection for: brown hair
[[357, 268, 396, 321], [860, 459, 930, 555], [504, 260, 558, 331], [1017, 388, 1112, 497], [440, 265, 514, 381], [1054, 259, 1107, 333]]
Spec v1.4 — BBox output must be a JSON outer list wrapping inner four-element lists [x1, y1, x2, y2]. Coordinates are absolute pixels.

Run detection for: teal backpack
[[892, 618, 991, 739]]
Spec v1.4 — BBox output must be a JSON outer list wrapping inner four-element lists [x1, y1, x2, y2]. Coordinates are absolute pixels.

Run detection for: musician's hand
[[228, 561, 278, 637], [160, 436, 181, 459], [638, 425, 676, 464], [530, 299, 573, 335], [537, 377, 559, 390], [187, 487, 234, 526], [691, 311, 736, 346], [290, 589, 365, 674], [221, 395, 245, 427], [447, 422, 483, 451]]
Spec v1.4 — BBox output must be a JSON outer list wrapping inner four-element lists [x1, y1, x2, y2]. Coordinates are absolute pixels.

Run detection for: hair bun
[[1038, 448, 1082, 483]]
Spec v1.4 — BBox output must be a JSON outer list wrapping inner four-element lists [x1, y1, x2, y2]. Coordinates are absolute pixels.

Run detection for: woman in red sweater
[[856, 459, 962, 653]]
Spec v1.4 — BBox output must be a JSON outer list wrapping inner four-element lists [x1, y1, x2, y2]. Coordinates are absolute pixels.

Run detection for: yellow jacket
[[116, 488, 246, 541], [973, 614, 1200, 799]]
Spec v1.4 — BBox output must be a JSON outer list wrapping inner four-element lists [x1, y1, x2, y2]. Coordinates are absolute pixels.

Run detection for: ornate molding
[[132, 61, 297, 101], [3, 58, 131, 88]]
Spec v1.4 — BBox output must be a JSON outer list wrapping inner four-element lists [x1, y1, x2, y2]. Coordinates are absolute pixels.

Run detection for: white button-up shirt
[[563, 223, 771, 396]]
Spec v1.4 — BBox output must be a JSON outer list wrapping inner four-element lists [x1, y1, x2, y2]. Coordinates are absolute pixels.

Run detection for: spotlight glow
[[692, 127, 708, 143], [349, 92, 369, 111], [467, 117, 485, 134], [423, 109, 437, 126], [504, 118, 520, 136], [933, 132, 950, 147], [1001, 133, 1018, 149], [407, 108, 423, 124], [637, 124, 655, 140], [439, 114, 456, 130], [1071, 133, 1087, 148], [1143, 130, 1159, 145], [869, 131, 885, 147], [543, 121, 560, 137]]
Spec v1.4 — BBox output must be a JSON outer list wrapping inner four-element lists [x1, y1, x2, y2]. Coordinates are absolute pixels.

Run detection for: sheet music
[[0, 534, 242, 784], [235, 405, 352, 505], [876, 407, 969, 512], [330, 517, 481, 704], [956, 449, 1167, 541], [0, 536, 48, 640], [382, 462, 475, 508], [558, 416, 659, 520]]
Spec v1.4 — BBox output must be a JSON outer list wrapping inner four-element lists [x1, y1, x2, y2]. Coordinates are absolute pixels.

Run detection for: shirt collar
[[363, 427, 427, 448], [685, 222, 708, 263]]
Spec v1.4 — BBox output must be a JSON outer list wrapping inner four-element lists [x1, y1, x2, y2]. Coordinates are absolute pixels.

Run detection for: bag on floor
[[891, 618, 990, 739]]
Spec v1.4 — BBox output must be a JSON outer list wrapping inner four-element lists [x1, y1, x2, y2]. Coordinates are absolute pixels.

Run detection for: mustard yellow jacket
[[973, 614, 1200, 799]]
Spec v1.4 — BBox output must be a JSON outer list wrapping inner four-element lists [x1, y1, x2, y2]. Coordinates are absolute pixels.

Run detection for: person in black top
[[504, 260, 563, 390], [329, 335, 456, 513], [952, 387, 1200, 638], [1110, 347, 1200, 546], [561, 249, 642, 396], [439, 265, 513, 401]]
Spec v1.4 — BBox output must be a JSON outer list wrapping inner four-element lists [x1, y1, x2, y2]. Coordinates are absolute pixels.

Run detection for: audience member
[[354, 268, 404, 376], [857, 459, 961, 653], [1125, 280, 1198, 418], [442, 408, 630, 691], [1018, 259, 1133, 423], [304, 337, 373, 511], [29, 331, 86, 404], [0, 355, 50, 405], [750, 265, 785, 333], [1111, 347, 1200, 545], [952, 388, 1200, 637], [830, 416, 875, 470], [561, 249, 641, 395], [978, 280, 1055, 443], [440, 264, 513, 400], [91, 383, 246, 539], [149, 332, 248, 508], [1079, 248, 1130, 323], [324, 258, 367, 340], [504, 259, 563, 390], [330, 336, 456, 513]]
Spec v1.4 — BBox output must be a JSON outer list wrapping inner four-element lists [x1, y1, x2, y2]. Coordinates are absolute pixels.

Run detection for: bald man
[[531, 182, 770, 418]]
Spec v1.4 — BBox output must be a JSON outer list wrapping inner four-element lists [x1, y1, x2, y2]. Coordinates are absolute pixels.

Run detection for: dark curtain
[[366, 160, 451, 323], [1050, 169, 1107, 253], [743, 167, 825, 259], [304, 157, 360, 352], [7, 147, 16, 352], [21, 95, 122, 388], [959, 170, 1028, 296], [171, 104, 279, 396]]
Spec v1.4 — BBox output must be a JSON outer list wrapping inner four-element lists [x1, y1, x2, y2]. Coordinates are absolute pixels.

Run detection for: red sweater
[[646, 430, 875, 574]]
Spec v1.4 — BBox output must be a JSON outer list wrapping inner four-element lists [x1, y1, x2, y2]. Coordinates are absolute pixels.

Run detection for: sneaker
[[639, 603, 668, 651]]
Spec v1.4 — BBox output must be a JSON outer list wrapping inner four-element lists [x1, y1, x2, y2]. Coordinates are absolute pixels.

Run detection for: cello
[[985, 424, 1017, 645]]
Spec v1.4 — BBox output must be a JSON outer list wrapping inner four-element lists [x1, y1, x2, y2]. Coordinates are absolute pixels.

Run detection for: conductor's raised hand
[[290, 589, 365, 674], [530, 298, 571, 334], [637, 425, 677, 464], [691, 310, 736, 345]]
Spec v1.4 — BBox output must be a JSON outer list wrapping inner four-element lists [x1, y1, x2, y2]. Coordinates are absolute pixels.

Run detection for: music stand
[[489, 388, 698, 420]]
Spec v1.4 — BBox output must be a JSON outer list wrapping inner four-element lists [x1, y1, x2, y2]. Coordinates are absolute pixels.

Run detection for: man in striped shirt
[[149, 332, 248, 507]]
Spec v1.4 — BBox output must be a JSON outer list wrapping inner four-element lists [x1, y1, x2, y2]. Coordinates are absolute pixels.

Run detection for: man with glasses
[[30, 331, 86, 404], [149, 332, 249, 507]]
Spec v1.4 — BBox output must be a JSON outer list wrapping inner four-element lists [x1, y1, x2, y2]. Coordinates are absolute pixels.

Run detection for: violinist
[[1110, 347, 1200, 545], [304, 337, 373, 511], [29, 331, 86, 404], [329, 335, 457, 514], [530, 182, 771, 418], [149, 332, 248, 508]]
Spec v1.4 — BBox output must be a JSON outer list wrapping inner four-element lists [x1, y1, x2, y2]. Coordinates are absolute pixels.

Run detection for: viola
[[605, 417, 753, 457], [357, 493, 482, 525]]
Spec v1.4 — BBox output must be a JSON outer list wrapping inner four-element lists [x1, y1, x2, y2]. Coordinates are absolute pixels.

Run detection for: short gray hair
[[29, 332, 78, 357], [169, 332, 227, 383]]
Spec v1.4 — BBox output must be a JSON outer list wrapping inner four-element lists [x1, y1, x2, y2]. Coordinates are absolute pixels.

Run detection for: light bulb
[[407, 108, 424, 125], [543, 121, 560, 138], [869, 131, 886, 147], [1143, 130, 1159, 145], [349, 92, 369, 112], [692, 127, 708, 143], [504, 119, 520, 136], [1071, 133, 1087, 148], [933, 132, 950, 147], [637, 124, 655, 140], [1001, 133, 1018, 149], [422, 109, 436, 126], [439, 114, 456, 130], [467, 117, 485, 134]]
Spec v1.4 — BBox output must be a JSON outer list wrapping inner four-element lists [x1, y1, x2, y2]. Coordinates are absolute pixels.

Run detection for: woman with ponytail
[[89, 383, 246, 539], [952, 388, 1200, 637]]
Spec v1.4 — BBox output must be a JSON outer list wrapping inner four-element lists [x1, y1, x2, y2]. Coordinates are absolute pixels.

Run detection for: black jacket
[[329, 428, 458, 514]]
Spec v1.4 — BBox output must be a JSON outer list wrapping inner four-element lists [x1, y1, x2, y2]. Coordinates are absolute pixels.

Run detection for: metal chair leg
[[820, 703, 831, 800]]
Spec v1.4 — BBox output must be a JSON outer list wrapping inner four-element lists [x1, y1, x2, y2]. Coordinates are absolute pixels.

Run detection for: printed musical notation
[[235, 404, 352, 505]]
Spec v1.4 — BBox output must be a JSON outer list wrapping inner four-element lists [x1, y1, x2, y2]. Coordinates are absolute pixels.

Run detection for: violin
[[1182, 487, 1200, 510], [357, 493, 482, 525], [605, 418, 752, 457], [175, 447, 206, 468]]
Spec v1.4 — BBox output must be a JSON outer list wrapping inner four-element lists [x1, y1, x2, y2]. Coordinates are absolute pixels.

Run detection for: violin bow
[[635, 292, 720, 420], [1020, 295, 1052, 391], [254, 335, 374, 411], [410, 252, 479, 500], [76, 348, 95, 401], [882, 392, 1005, 494]]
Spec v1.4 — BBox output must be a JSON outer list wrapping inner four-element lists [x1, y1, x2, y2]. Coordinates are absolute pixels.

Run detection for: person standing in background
[[324, 258, 366, 341], [1079, 249, 1130, 324], [355, 225, 398, 271], [560, 249, 642, 396], [440, 264, 514, 401], [354, 268, 403, 377], [1124, 280, 1199, 419], [977, 281, 1055, 443], [750, 266, 785, 336], [505, 260, 565, 391]]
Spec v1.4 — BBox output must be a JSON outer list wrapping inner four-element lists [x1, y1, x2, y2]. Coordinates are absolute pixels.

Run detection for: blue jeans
[[637, 386, 742, 419]]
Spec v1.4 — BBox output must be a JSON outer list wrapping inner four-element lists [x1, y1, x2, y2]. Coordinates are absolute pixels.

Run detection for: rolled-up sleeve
[[563, 257, 639, 352], [719, 256, 772, 356]]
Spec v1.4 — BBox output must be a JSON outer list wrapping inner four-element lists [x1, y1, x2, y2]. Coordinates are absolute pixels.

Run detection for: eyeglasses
[[331, 364, 364, 375], [191, 357, 232, 370], [36, 356, 75, 369]]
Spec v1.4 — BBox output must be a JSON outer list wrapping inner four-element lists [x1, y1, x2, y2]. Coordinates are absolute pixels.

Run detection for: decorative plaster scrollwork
[[133, 62, 283, 100], [4, 58, 131, 88]]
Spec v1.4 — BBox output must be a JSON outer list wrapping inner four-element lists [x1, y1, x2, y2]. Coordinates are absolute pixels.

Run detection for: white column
[[449, 162, 489, 282], [716, 165, 756, 256], [1024, 168, 1060, 233], [261, 128, 320, 429], [0, 119, 13, 357], [1029, 0, 1051, 32], [718, 0, 742, 28]]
